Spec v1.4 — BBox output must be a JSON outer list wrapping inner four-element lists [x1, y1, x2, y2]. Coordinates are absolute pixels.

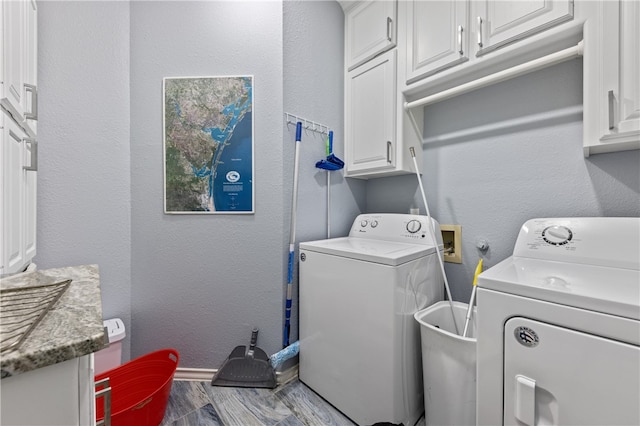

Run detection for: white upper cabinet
[[405, 0, 470, 84], [345, 50, 397, 175], [402, 0, 576, 92], [475, 0, 574, 56], [583, 0, 640, 155], [345, 0, 397, 71], [1, 0, 37, 136], [1, 0, 26, 122], [24, 0, 38, 135], [342, 1, 423, 179]]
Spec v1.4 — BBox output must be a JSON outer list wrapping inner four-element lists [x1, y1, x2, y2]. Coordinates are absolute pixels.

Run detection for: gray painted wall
[[36, 0, 352, 369], [129, 1, 286, 367], [283, 0, 365, 346], [35, 1, 640, 369], [367, 58, 640, 302], [37, 1, 132, 360]]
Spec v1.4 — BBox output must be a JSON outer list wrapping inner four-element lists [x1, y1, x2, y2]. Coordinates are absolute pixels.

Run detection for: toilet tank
[[94, 318, 126, 375]]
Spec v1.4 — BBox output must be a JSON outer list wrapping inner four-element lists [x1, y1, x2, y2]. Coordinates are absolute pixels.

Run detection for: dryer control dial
[[406, 220, 422, 234], [542, 225, 573, 246]]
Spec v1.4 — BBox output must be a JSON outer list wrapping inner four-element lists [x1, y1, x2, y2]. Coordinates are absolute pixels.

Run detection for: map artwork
[[163, 76, 254, 214]]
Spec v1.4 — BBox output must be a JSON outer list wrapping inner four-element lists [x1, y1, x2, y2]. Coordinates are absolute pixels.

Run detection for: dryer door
[[503, 317, 640, 426]]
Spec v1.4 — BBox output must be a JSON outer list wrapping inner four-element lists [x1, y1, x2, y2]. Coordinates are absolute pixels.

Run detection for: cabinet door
[[0, 355, 95, 426], [345, 50, 396, 175], [504, 318, 640, 425], [602, 0, 640, 136], [2, 115, 26, 273], [1, 112, 36, 274], [23, 0, 37, 135], [475, 0, 574, 56], [406, 0, 469, 84], [585, 0, 640, 155], [1, 0, 26, 121], [346, 1, 396, 71]]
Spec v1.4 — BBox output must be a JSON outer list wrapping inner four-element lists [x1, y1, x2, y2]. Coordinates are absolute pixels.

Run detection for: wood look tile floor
[[160, 379, 427, 426]]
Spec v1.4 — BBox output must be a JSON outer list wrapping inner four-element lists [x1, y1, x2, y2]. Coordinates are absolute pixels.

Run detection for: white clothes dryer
[[299, 213, 445, 426], [476, 217, 640, 426]]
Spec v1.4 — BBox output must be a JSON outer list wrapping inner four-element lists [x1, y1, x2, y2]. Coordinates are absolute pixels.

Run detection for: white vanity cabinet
[[1, 0, 38, 275], [345, 0, 396, 71], [584, 0, 640, 156], [405, 0, 470, 84], [1, 354, 97, 426], [474, 0, 574, 56]]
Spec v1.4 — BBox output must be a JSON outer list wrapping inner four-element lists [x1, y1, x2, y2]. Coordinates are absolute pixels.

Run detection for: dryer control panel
[[513, 217, 639, 270], [349, 213, 443, 246]]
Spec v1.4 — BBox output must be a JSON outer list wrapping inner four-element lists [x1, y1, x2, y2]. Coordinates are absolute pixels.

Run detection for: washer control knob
[[360, 219, 369, 227], [542, 225, 573, 246], [406, 220, 422, 234], [370, 220, 378, 228]]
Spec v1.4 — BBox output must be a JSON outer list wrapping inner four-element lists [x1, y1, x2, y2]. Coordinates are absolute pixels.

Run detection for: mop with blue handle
[[283, 122, 302, 348]]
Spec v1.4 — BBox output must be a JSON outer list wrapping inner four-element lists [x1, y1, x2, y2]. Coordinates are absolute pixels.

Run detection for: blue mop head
[[315, 131, 344, 170], [315, 159, 343, 170], [270, 341, 299, 368]]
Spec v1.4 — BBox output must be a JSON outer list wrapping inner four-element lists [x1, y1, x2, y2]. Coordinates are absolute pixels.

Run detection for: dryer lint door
[[503, 317, 640, 426]]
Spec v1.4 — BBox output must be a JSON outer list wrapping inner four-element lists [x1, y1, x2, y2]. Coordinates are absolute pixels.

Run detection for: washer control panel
[[512, 217, 639, 270], [350, 213, 442, 245]]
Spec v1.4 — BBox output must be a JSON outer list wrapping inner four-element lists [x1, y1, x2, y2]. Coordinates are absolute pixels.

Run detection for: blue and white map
[[163, 76, 253, 213]]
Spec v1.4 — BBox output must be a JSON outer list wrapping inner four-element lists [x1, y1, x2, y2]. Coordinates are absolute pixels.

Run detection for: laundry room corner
[[367, 57, 640, 304]]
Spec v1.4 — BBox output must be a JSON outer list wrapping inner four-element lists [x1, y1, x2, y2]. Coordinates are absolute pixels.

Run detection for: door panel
[[504, 317, 640, 425]]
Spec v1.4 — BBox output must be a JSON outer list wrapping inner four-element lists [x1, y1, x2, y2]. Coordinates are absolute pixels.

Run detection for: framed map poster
[[163, 76, 254, 214]]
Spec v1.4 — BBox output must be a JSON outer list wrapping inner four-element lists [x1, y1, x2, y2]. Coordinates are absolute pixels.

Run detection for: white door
[[405, 0, 469, 84], [601, 0, 640, 136], [1, 112, 36, 275], [2, 115, 26, 273], [24, 0, 38, 134], [345, 49, 396, 176], [0, 356, 93, 426], [345, 0, 396, 71], [475, 0, 574, 56], [1, 0, 26, 120], [503, 317, 640, 425]]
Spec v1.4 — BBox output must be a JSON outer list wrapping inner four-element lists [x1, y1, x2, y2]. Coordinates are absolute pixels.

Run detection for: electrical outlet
[[440, 225, 462, 263]]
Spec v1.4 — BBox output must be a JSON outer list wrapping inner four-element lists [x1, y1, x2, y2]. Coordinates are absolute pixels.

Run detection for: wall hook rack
[[285, 112, 330, 136]]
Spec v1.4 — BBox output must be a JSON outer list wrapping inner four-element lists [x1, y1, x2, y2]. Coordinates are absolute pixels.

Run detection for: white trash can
[[414, 301, 477, 426], [94, 318, 126, 375]]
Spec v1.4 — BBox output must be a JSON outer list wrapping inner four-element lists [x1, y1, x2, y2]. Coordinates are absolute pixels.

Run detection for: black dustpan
[[211, 328, 276, 389]]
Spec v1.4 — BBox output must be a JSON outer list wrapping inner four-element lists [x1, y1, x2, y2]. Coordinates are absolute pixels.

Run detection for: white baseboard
[[174, 367, 216, 382], [174, 365, 298, 385]]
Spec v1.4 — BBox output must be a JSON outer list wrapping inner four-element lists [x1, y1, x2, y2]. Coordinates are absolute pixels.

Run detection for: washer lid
[[299, 237, 437, 266], [478, 256, 640, 321]]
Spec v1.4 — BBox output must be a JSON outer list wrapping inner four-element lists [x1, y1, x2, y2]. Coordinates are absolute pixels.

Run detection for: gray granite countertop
[[0, 264, 106, 379]]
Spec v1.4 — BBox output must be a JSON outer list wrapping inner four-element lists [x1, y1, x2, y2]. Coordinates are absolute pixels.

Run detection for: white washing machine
[[476, 217, 640, 426], [299, 213, 445, 426]]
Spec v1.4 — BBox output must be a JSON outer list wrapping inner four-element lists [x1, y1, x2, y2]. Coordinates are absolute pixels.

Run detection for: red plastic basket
[[95, 348, 179, 426]]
